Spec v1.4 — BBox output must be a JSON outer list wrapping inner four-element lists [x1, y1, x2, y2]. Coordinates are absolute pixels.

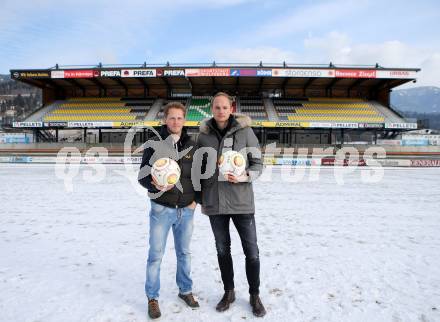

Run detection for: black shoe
[[250, 294, 266, 317], [178, 292, 200, 309], [148, 299, 161, 319], [216, 290, 235, 312]]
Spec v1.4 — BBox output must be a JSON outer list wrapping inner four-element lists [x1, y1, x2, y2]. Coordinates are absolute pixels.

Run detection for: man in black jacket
[[138, 102, 199, 320]]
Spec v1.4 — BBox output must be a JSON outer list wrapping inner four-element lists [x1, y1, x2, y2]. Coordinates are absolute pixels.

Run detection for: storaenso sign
[[272, 69, 334, 78]]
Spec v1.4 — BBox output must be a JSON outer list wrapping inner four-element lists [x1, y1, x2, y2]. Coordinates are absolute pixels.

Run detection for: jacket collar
[[158, 125, 190, 145], [199, 113, 252, 135]]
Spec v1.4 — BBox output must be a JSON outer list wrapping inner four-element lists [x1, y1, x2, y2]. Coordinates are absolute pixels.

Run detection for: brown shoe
[[216, 290, 235, 312], [178, 292, 200, 309], [148, 299, 161, 319], [250, 294, 266, 317]]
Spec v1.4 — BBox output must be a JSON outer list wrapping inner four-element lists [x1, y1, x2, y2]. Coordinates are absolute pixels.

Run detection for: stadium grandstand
[[9, 63, 420, 145]]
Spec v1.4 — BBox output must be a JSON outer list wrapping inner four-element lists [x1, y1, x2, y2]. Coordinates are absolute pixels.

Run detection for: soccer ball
[[218, 150, 246, 177], [151, 158, 181, 186]]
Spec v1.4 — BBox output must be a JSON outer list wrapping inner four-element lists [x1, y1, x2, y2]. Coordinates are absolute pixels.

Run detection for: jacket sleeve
[[245, 127, 263, 182], [138, 146, 160, 193], [193, 134, 203, 204]]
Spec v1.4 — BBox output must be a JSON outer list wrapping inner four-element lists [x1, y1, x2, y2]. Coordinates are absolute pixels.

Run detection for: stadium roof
[[10, 63, 420, 94]]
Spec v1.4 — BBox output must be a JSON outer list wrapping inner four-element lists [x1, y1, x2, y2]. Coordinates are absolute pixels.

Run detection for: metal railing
[[41, 62, 420, 70]]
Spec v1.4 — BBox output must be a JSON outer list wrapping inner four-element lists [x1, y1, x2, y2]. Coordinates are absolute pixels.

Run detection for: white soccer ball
[[218, 150, 246, 177], [151, 158, 181, 186]]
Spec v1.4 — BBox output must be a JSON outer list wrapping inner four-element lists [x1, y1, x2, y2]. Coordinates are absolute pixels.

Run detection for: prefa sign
[[101, 70, 121, 77], [121, 69, 156, 77], [156, 69, 185, 77]]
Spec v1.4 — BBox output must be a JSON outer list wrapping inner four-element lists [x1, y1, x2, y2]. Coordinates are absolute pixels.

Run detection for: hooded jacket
[[196, 113, 263, 215]]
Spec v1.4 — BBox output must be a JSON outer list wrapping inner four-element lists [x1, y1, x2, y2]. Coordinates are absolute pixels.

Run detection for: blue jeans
[[145, 200, 195, 300]]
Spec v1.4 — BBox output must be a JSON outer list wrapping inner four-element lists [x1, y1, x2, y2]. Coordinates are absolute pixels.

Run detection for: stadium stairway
[[145, 98, 165, 120], [371, 101, 406, 123], [235, 97, 241, 113], [25, 101, 63, 122], [263, 98, 280, 122]]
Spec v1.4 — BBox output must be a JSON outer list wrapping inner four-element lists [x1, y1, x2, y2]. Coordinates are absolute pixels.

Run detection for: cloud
[[179, 30, 440, 87], [212, 46, 298, 64], [251, 0, 370, 41], [302, 32, 440, 87], [0, 0, 258, 71], [419, 53, 440, 87]]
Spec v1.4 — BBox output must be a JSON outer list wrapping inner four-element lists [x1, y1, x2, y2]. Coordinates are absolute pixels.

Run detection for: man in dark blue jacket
[[138, 102, 199, 320]]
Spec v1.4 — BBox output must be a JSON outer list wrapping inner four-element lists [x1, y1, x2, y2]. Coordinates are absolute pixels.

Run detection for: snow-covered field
[[1, 164, 439, 322]]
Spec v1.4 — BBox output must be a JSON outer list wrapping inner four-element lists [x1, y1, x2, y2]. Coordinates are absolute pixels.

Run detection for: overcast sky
[[1, 0, 439, 87]]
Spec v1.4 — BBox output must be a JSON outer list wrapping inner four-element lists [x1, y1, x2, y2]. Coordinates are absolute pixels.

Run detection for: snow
[[1, 164, 440, 322]]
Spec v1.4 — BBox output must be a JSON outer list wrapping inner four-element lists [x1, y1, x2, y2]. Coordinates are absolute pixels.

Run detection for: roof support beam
[[282, 77, 290, 97], [325, 78, 340, 97], [161, 77, 170, 96], [113, 78, 129, 96], [347, 78, 366, 96], [64, 79, 85, 97], [303, 77, 317, 96], [211, 77, 218, 94], [257, 77, 264, 94], [89, 78, 107, 96], [137, 78, 150, 97]]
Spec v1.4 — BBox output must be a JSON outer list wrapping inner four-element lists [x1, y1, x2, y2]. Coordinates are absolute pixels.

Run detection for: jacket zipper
[[175, 141, 180, 208]]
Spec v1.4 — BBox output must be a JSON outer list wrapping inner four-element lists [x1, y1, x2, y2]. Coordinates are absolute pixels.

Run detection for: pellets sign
[[121, 69, 156, 77], [385, 123, 418, 129], [13, 122, 43, 128]]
